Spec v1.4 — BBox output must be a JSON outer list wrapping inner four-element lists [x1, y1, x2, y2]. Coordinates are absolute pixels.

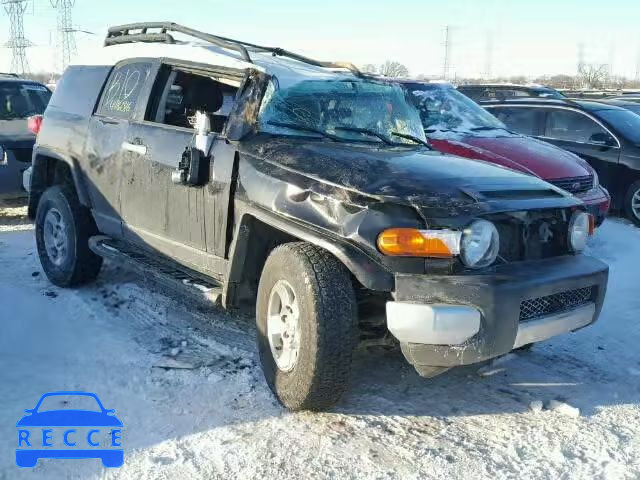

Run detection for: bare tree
[[362, 61, 409, 78], [578, 64, 609, 89], [378, 61, 409, 78]]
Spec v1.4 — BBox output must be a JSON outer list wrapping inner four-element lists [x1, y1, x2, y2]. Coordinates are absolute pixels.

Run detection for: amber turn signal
[[377, 228, 461, 257]]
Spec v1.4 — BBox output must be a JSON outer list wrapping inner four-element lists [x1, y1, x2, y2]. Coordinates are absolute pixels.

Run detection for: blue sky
[[2, 0, 639, 78]]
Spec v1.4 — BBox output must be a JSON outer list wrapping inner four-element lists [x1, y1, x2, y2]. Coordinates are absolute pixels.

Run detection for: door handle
[[122, 141, 147, 156]]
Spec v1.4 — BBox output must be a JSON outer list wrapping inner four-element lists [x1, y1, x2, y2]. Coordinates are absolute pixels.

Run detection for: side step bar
[[89, 236, 223, 307]]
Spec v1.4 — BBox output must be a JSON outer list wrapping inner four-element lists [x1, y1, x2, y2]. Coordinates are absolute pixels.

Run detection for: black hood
[[241, 135, 577, 216]]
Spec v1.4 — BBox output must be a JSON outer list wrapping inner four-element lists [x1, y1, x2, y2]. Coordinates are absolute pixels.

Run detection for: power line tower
[[635, 43, 640, 82], [484, 32, 493, 80], [577, 42, 585, 74], [442, 25, 452, 80], [2, 0, 32, 74], [50, 0, 76, 72]]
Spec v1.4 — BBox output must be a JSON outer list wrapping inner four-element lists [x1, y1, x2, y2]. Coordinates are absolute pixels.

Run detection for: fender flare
[[28, 147, 91, 217], [226, 206, 394, 297]]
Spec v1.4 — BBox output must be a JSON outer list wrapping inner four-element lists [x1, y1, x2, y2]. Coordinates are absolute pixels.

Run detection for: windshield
[[0, 82, 51, 120], [597, 109, 640, 144], [405, 83, 507, 134], [258, 79, 427, 146]]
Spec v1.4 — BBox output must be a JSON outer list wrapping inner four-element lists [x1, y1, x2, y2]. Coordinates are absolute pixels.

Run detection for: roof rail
[[105, 22, 362, 76], [0, 72, 19, 78]]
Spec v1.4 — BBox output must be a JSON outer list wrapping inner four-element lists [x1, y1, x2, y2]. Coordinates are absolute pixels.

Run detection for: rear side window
[[97, 62, 153, 119], [544, 109, 607, 143], [490, 107, 542, 136], [0, 82, 51, 120], [48, 66, 112, 117]]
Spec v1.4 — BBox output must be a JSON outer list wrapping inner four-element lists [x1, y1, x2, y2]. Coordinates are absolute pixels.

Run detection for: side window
[[97, 62, 152, 119], [490, 107, 541, 136], [544, 109, 607, 143], [147, 67, 240, 133]]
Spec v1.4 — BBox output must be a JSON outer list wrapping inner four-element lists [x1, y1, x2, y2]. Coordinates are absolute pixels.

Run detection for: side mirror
[[0, 146, 6, 166], [589, 132, 616, 147]]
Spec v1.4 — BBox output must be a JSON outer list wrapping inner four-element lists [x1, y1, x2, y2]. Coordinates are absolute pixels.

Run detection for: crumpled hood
[[0, 119, 35, 149], [430, 134, 592, 180], [242, 135, 569, 206]]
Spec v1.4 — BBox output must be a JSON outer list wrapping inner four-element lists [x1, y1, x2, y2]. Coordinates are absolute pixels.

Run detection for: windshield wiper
[[390, 131, 432, 149], [470, 126, 509, 132], [333, 126, 394, 146], [267, 121, 340, 141]]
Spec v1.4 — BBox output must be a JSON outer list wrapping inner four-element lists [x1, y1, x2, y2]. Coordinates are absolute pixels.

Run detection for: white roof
[[73, 41, 356, 86]]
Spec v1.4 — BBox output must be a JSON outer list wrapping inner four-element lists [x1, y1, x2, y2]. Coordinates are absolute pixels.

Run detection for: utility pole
[[442, 25, 452, 80], [635, 43, 640, 82], [484, 32, 493, 80], [2, 0, 32, 74], [50, 0, 76, 72], [577, 42, 585, 74]]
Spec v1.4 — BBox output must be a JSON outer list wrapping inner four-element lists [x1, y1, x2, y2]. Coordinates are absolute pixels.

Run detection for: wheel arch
[[28, 148, 91, 219], [223, 207, 393, 309]]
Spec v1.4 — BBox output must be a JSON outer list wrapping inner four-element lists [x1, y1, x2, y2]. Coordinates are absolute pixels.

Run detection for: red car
[[401, 82, 611, 224]]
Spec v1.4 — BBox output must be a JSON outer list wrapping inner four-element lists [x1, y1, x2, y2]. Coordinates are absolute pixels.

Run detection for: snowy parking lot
[[0, 207, 639, 479]]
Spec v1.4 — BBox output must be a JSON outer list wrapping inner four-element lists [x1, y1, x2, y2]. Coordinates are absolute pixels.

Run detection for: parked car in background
[[606, 94, 640, 103], [482, 98, 640, 225], [457, 83, 565, 102], [0, 74, 51, 194], [29, 22, 609, 411], [400, 81, 610, 224], [591, 98, 640, 116]]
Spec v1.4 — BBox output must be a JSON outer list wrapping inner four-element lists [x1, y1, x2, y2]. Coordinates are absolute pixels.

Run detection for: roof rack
[[105, 22, 362, 76], [0, 72, 19, 78]]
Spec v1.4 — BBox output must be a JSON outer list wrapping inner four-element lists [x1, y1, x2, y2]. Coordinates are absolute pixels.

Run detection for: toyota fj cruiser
[[29, 23, 608, 411]]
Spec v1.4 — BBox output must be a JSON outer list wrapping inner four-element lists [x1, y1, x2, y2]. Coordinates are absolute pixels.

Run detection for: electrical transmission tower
[[442, 25, 452, 80], [2, 0, 32, 74], [50, 0, 76, 72], [484, 32, 493, 80]]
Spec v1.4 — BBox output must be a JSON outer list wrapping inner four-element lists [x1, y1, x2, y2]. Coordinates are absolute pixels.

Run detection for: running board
[[89, 236, 223, 307]]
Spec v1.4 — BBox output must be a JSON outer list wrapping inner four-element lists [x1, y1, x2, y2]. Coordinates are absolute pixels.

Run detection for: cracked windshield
[[259, 79, 428, 146]]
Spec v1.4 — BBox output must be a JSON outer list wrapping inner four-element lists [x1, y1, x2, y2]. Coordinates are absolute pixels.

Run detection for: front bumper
[[577, 186, 610, 226], [388, 255, 608, 370]]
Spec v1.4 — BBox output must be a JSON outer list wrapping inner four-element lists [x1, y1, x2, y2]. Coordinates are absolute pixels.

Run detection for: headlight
[[460, 220, 500, 269], [568, 212, 590, 253], [592, 170, 599, 190]]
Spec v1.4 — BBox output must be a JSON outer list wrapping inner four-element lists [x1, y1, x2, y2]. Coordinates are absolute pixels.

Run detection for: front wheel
[[624, 180, 640, 227], [35, 185, 103, 287], [256, 243, 357, 411]]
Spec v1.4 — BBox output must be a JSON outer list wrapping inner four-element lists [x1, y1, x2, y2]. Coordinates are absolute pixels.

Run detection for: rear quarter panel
[[32, 66, 112, 210]]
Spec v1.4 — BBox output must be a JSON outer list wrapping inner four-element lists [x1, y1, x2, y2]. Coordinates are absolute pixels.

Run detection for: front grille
[[550, 175, 593, 195], [519, 286, 594, 322], [491, 209, 570, 262]]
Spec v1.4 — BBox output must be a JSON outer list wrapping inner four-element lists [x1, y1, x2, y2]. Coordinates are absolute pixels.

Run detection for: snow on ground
[[0, 214, 639, 480]]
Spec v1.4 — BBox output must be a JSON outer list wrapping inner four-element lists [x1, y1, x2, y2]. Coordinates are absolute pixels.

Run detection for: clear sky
[[1, 0, 639, 79]]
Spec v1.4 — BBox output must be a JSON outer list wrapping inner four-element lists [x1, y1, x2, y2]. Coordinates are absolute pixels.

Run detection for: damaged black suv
[[29, 23, 608, 411]]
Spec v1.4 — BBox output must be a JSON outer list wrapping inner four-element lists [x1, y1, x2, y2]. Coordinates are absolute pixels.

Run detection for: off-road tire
[[624, 180, 640, 227], [256, 242, 357, 411], [35, 185, 103, 287]]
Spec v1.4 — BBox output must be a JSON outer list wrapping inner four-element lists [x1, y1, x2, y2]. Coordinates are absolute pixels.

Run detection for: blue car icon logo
[[16, 391, 123, 468]]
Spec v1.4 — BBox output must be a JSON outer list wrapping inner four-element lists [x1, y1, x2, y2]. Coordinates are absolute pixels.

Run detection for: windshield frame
[[256, 77, 429, 148]]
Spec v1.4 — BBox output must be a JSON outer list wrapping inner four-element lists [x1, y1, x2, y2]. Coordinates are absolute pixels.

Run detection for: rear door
[[118, 62, 245, 278], [486, 105, 545, 137], [84, 60, 157, 238], [538, 107, 621, 190]]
